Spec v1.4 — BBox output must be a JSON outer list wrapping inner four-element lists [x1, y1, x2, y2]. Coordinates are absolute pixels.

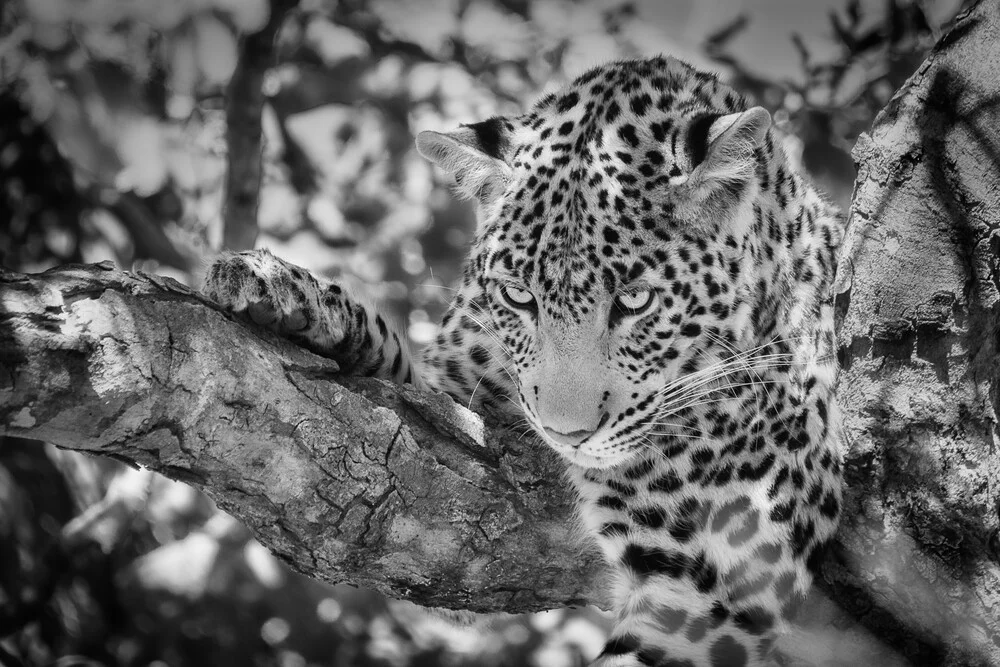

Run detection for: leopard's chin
[[546, 441, 643, 470]]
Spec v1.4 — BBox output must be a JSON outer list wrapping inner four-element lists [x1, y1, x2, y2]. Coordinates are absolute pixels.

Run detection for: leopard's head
[[417, 57, 774, 469]]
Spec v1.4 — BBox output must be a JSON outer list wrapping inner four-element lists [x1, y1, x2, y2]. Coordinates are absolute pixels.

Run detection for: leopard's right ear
[[416, 117, 514, 206]]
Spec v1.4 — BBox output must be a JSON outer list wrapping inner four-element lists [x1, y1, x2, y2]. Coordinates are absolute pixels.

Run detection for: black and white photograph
[[0, 0, 996, 665]]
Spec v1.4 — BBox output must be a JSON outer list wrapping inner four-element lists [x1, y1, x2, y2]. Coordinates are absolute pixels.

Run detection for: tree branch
[[223, 0, 299, 251], [0, 262, 601, 613]]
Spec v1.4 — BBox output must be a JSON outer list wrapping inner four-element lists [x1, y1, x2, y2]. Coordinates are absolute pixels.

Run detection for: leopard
[[203, 55, 846, 667]]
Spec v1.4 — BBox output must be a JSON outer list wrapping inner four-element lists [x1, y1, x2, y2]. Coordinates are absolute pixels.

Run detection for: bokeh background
[[0, 0, 971, 665]]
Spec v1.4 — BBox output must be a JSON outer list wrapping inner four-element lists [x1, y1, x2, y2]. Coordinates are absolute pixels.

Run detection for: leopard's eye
[[499, 283, 536, 311], [613, 287, 655, 315]]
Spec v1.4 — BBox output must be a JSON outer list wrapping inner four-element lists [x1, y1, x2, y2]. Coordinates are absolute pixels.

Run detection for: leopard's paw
[[203, 249, 346, 353]]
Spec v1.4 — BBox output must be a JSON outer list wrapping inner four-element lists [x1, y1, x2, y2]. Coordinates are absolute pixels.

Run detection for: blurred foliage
[[704, 0, 970, 206], [0, 0, 972, 665]]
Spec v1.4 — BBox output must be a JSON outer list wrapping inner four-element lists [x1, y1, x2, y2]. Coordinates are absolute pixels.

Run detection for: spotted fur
[[205, 56, 845, 667]]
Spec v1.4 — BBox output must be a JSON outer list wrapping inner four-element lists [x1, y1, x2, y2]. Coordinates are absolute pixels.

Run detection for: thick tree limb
[[0, 262, 601, 613], [826, 2, 1000, 664]]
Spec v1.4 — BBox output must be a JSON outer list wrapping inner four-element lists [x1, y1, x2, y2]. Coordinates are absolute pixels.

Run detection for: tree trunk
[[2, 2, 1000, 665], [824, 1, 1000, 664]]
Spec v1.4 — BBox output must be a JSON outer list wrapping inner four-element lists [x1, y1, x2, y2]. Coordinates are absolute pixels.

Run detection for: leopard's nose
[[542, 412, 610, 447]]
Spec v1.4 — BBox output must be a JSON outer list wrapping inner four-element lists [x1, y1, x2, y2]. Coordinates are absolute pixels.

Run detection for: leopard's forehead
[[519, 56, 745, 169], [480, 56, 747, 316], [529, 57, 744, 133]]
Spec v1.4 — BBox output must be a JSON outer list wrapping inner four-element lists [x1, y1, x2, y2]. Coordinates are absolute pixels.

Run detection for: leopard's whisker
[[657, 379, 785, 416], [467, 372, 489, 410], [703, 332, 780, 407], [654, 355, 794, 409], [415, 283, 512, 358], [645, 431, 714, 443], [655, 372, 786, 416], [655, 349, 795, 398]]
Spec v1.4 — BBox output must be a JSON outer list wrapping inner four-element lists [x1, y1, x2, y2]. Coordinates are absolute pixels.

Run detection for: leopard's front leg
[[203, 249, 420, 386]]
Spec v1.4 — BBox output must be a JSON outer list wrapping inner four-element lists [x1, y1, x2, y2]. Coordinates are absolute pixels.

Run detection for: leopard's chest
[[572, 452, 778, 555], [569, 399, 840, 581]]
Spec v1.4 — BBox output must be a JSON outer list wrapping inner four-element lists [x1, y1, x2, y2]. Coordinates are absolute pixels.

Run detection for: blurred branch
[[222, 0, 299, 251], [702, 13, 749, 57], [0, 643, 24, 667], [101, 190, 197, 271], [327, 4, 530, 106], [0, 439, 75, 642], [0, 263, 601, 614], [0, 24, 30, 80], [0, 525, 67, 640], [61, 467, 153, 551]]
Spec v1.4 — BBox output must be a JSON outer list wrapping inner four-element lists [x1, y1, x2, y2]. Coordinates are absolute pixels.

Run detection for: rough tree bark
[[1, 2, 1000, 665], [0, 263, 600, 613], [822, 2, 1000, 664]]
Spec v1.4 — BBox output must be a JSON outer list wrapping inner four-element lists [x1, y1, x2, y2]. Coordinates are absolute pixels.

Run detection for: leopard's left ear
[[416, 117, 514, 206], [687, 106, 771, 185]]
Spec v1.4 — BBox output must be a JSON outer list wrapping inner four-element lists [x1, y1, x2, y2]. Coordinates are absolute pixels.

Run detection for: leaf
[[116, 117, 168, 196], [30, 22, 70, 49], [131, 0, 190, 31], [305, 18, 371, 65], [214, 0, 271, 33], [167, 26, 198, 119], [24, 0, 70, 23], [461, 3, 533, 61], [194, 13, 238, 86]]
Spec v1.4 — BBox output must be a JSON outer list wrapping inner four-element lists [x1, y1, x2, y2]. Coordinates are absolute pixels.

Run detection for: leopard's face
[[478, 164, 752, 469], [418, 56, 773, 469]]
